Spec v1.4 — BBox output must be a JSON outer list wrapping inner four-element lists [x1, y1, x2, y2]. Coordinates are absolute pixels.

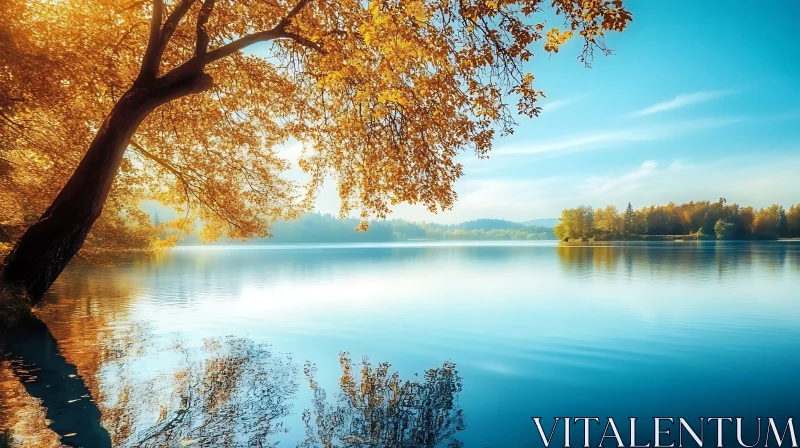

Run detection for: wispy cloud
[[579, 160, 659, 194], [440, 177, 565, 222], [338, 152, 800, 223], [495, 117, 741, 156], [630, 90, 737, 117], [570, 154, 800, 211], [498, 130, 650, 155], [539, 95, 585, 114]]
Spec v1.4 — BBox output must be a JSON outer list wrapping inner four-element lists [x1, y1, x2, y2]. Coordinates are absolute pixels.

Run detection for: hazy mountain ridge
[[521, 218, 559, 228], [176, 213, 558, 245]]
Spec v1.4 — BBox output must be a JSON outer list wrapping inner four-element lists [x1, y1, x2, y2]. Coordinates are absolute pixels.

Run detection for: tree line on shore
[[554, 198, 800, 242]]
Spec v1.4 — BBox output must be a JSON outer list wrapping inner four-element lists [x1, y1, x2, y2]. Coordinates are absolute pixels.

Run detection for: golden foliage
[[1, 0, 631, 244], [554, 199, 800, 241]]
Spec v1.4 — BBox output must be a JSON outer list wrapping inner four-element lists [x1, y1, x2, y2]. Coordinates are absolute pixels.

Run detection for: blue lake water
[[2, 241, 800, 447]]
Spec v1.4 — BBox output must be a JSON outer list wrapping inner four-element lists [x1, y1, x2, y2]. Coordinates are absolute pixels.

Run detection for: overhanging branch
[[203, 0, 322, 64], [203, 28, 324, 64], [129, 140, 188, 184], [203, 29, 283, 63], [137, 0, 321, 96], [280, 31, 324, 53], [128, 140, 248, 233]]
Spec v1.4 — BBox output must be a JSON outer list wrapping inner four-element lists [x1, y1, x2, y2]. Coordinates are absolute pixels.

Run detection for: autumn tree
[[622, 202, 634, 235], [701, 197, 728, 235], [679, 201, 708, 234], [752, 204, 786, 239], [714, 219, 735, 240], [738, 206, 756, 235], [787, 204, 800, 238], [644, 207, 670, 235], [554, 205, 593, 241], [592, 205, 621, 238], [0, 0, 632, 307]]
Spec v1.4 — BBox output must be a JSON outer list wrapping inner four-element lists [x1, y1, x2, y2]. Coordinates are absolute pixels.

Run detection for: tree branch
[[137, 0, 198, 83], [148, 0, 164, 46], [0, 111, 24, 129], [129, 140, 187, 183], [203, 29, 283, 63], [281, 31, 324, 53], [129, 140, 197, 221], [204, 29, 323, 63], [282, 0, 312, 25], [138, 0, 320, 91], [129, 140, 247, 234], [195, 0, 216, 56], [203, 0, 321, 64], [137, 0, 165, 82], [156, 0, 198, 64]]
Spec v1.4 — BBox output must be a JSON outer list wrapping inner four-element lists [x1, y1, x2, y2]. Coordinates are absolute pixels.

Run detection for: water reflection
[[1, 319, 111, 447], [2, 241, 800, 447], [300, 354, 464, 447], [1, 319, 463, 446], [555, 241, 799, 280], [1, 319, 300, 447], [107, 335, 297, 447]]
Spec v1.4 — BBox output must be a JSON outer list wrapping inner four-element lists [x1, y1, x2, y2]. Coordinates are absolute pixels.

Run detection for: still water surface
[[2, 241, 800, 447]]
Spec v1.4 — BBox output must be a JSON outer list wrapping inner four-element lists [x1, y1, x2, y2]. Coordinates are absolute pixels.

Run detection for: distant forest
[[177, 214, 558, 244], [554, 199, 800, 242]]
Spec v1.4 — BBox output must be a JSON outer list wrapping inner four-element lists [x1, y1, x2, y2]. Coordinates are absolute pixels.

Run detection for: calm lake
[[2, 241, 800, 447]]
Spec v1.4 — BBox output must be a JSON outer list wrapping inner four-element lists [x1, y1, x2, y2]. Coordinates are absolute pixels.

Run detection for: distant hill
[[176, 213, 557, 244], [456, 219, 523, 230], [521, 218, 559, 228]]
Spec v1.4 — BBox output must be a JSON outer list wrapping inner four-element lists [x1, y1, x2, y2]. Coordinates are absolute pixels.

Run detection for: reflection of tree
[[96, 334, 298, 447], [42, 269, 300, 446], [299, 353, 465, 448], [0, 318, 112, 447], [555, 242, 794, 281], [0, 358, 61, 448], [5, 265, 469, 447], [1, 318, 299, 448]]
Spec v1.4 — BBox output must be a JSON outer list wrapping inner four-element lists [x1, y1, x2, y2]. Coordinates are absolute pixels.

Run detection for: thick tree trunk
[[1, 91, 151, 303], [1, 72, 211, 305], [0, 72, 213, 304]]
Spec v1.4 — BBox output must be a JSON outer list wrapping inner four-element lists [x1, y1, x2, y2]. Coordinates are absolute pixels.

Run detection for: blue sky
[[305, 0, 800, 222]]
